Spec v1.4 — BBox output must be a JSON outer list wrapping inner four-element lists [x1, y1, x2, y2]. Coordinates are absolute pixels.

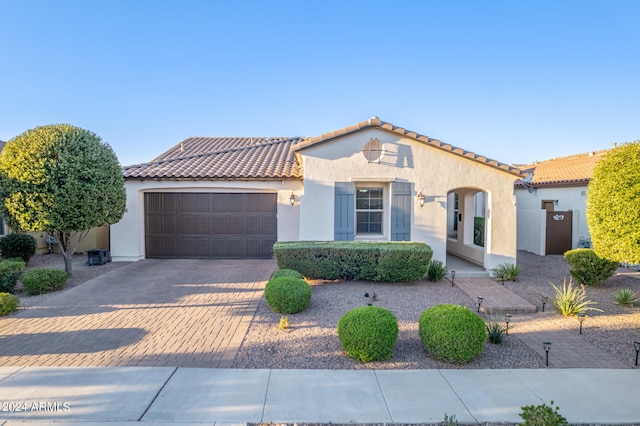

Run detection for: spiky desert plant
[[613, 288, 638, 307], [550, 277, 602, 316]]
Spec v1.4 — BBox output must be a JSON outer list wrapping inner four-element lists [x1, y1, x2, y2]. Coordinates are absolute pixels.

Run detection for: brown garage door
[[145, 192, 277, 259]]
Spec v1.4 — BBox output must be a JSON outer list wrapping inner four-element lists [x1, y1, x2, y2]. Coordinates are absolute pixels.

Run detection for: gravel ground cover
[[234, 250, 640, 370], [13, 253, 131, 308]]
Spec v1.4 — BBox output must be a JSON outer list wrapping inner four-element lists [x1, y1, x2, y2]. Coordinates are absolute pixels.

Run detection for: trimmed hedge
[[418, 304, 487, 364], [337, 306, 399, 362], [0, 233, 37, 263], [264, 276, 312, 314], [0, 259, 26, 293], [0, 292, 19, 316], [564, 248, 618, 285], [21, 268, 68, 296], [271, 269, 303, 279], [274, 241, 432, 282]]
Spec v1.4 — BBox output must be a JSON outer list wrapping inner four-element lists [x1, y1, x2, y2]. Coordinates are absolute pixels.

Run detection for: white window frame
[[354, 183, 388, 240]]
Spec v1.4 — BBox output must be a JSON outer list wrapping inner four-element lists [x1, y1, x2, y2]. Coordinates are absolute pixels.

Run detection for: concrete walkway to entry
[[0, 366, 638, 424], [0, 259, 277, 368]]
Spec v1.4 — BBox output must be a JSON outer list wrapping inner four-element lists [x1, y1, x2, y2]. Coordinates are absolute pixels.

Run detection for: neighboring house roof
[[515, 149, 611, 188], [291, 117, 524, 177], [123, 137, 304, 180], [123, 117, 523, 180]]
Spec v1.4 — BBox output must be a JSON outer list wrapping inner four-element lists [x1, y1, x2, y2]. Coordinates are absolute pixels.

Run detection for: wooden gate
[[546, 210, 572, 255]]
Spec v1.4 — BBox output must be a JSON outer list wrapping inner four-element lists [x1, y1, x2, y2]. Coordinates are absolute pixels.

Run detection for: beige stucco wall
[[516, 185, 590, 253], [110, 179, 303, 261], [297, 128, 519, 270]]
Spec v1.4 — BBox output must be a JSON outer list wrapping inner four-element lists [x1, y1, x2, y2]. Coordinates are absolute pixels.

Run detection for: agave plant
[[493, 262, 522, 281], [550, 277, 602, 316], [613, 288, 638, 307]]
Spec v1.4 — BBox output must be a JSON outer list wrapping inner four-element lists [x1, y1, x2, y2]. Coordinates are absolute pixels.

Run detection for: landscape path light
[[450, 270, 456, 287], [505, 314, 511, 335], [541, 295, 548, 312], [634, 341, 640, 367], [543, 341, 552, 367], [577, 312, 586, 334], [477, 297, 483, 313]]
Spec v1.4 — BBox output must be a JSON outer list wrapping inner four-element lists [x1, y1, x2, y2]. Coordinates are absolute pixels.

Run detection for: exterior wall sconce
[[554, 200, 559, 206], [289, 193, 295, 206], [543, 341, 551, 367], [417, 192, 425, 207]]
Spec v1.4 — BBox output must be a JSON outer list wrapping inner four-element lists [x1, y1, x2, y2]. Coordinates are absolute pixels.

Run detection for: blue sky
[[1, 1, 638, 167]]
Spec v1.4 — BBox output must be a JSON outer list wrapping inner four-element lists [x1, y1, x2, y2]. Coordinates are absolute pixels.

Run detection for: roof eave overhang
[[292, 119, 525, 178], [515, 178, 590, 189]]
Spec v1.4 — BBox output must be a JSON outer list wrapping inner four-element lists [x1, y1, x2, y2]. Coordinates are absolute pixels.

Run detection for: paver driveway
[[0, 259, 276, 367]]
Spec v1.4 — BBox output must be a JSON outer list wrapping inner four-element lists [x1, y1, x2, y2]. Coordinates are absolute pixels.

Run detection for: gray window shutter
[[391, 182, 411, 241], [334, 182, 355, 240]]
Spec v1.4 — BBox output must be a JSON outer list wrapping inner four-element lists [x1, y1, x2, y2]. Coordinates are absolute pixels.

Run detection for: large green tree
[[0, 124, 126, 276], [586, 141, 640, 263]]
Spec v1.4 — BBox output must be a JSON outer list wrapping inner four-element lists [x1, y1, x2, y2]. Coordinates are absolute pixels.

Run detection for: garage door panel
[[163, 216, 178, 234], [145, 192, 276, 259], [178, 238, 209, 257], [228, 217, 243, 234], [229, 194, 243, 212], [227, 238, 244, 257], [181, 215, 209, 235]]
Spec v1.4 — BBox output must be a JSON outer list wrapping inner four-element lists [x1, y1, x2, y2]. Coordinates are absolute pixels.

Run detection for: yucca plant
[[426, 259, 448, 282], [493, 262, 522, 281], [613, 288, 638, 307], [486, 319, 507, 344], [550, 277, 602, 316]]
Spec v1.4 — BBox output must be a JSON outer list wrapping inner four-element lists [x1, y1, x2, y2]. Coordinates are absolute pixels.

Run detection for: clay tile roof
[[291, 117, 524, 177], [123, 137, 303, 180], [516, 149, 611, 188]]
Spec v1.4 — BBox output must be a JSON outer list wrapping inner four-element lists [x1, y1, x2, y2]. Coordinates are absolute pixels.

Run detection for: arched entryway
[[446, 188, 487, 271]]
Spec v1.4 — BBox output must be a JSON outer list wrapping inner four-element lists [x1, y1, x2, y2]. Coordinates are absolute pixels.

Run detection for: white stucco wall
[[110, 179, 303, 261], [297, 128, 520, 269], [515, 185, 590, 251]]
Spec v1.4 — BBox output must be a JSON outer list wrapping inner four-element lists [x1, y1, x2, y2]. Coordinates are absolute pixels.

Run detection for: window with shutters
[[356, 187, 384, 236]]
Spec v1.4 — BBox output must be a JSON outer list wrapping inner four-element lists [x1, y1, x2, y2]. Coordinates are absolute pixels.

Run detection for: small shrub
[[264, 276, 311, 314], [278, 315, 290, 330], [271, 269, 303, 279], [0, 233, 37, 264], [337, 306, 399, 362], [418, 304, 487, 364], [485, 314, 507, 344], [564, 248, 618, 285], [551, 277, 602, 316], [0, 259, 26, 293], [426, 259, 448, 282], [613, 288, 638, 307], [443, 413, 458, 426], [519, 400, 568, 426], [493, 262, 522, 281], [21, 268, 68, 296], [0, 292, 19, 316]]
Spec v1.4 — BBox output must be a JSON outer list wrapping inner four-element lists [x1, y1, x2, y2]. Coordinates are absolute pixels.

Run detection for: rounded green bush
[[337, 306, 399, 362], [0, 259, 26, 293], [21, 268, 68, 296], [419, 304, 487, 364], [264, 276, 311, 314], [0, 233, 37, 264], [271, 269, 303, 279], [0, 292, 19, 316]]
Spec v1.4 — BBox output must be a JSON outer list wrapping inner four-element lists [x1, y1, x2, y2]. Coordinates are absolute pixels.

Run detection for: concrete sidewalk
[[0, 367, 638, 425]]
